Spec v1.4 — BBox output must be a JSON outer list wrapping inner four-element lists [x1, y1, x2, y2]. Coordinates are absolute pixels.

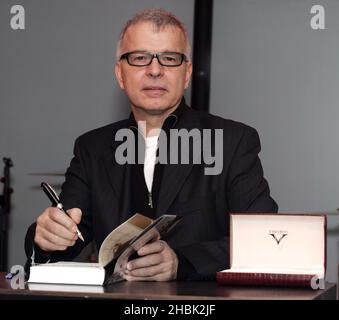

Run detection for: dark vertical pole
[[191, 0, 213, 112], [0, 158, 13, 272]]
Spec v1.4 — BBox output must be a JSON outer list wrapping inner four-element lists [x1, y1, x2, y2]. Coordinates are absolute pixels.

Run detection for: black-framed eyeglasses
[[120, 51, 188, 67]]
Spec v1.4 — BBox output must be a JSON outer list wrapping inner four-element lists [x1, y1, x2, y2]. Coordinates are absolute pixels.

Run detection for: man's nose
[[146, 57, 164, 78]]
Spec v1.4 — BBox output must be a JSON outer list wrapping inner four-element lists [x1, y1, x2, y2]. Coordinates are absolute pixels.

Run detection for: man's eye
[[133, 55, 148, 61], [163, 56, 176, 62]]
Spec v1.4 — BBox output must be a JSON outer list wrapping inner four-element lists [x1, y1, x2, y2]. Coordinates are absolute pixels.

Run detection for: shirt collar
[[128, 97, 187, 131]]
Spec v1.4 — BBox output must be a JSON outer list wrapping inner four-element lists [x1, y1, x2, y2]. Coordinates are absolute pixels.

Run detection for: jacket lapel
[[155, 109, 200, 216], [103, 131, 133, 219], [155, 163, 194, 216]]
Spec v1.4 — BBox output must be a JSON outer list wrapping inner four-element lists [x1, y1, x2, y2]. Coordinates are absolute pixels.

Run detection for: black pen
[[41, 182, 85, 242]]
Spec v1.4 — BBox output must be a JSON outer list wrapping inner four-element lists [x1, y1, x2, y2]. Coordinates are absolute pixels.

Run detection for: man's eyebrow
[[128, 49, 182, 53], [120, 49, 145, 52]]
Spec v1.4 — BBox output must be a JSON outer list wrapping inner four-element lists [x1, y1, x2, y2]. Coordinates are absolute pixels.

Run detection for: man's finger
[[124, 271, 170, 282], [38, 227, 77, 247], [127, 253, 162, 271], [48, 208, 78, 232], [67, 208, 82, 225], [126, 263, 163, 277], [42, 218, 78, 240], [35, 234, 70, 252], [137, 240, 165, 256]]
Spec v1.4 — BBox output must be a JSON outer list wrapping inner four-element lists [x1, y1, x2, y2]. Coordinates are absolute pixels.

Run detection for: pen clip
[[41, 182, 60, 206]]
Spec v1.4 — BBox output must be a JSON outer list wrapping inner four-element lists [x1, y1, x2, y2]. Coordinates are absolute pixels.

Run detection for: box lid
[[228, 214, 326, 275]]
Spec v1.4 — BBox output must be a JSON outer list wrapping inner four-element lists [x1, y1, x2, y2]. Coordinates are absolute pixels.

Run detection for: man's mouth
[[142, 86, 167, 96], [143, 86, 167, 91]]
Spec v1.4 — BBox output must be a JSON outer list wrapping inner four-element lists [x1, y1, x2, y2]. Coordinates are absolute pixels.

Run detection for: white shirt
[[143, 135, 159, 192]]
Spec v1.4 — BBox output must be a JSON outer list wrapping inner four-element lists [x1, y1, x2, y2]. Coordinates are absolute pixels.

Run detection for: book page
[[98, 213, 153, 267], [28, 262, 105, 285], [28, 283, 104, 294]]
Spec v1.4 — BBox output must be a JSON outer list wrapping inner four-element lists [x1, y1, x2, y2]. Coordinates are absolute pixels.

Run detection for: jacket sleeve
[[174, 126, 278, 280], [24, 137, 94, 269], [226, 125, 278, 212]]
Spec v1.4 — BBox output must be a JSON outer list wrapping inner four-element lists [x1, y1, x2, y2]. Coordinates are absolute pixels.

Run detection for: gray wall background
[[0, 0, 193, 268], [1, 0, 339, 284], [211, 0, 339, 283]]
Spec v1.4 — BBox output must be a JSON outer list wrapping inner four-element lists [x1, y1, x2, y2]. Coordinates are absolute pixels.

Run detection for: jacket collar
[[127, 97, 187, 133]]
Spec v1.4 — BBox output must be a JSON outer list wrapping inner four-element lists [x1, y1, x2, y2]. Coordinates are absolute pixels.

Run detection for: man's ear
[[115, 62, 125, 90], [184, 61, 193, 89]]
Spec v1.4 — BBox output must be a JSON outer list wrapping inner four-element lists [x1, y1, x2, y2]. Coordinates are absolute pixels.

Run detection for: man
[[25, 8, 278, 281]]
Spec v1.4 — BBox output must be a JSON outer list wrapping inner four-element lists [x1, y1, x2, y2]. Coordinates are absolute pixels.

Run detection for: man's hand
[[123, 240, 178, 282], [34, 207, 82, 252]]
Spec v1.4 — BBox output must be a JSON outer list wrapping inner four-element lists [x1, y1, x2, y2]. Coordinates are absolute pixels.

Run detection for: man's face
[[115, 22, 192, 115]]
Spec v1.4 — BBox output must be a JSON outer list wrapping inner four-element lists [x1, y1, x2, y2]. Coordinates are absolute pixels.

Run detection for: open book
[[28, 214, 181, 286]]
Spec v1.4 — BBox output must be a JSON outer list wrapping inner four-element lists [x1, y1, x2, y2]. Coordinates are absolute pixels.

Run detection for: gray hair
[[116, 8, 191, 60]]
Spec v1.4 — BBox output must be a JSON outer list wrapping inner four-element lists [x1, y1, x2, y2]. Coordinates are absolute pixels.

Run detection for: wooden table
[[0, 272, 336, 300]]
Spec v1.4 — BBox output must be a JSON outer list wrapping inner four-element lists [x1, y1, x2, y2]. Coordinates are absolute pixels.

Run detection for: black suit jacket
[[25, 102, 278, 279]]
